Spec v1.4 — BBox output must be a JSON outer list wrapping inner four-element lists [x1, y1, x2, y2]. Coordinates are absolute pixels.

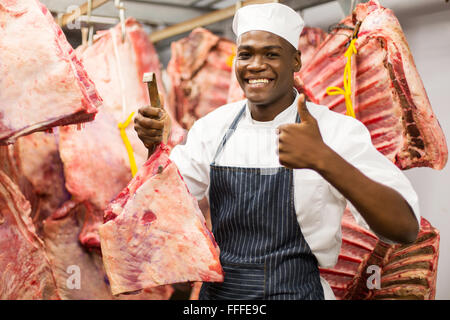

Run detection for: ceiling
[[40, 0, 450, 39], [39, 0, 353, 63], [38, 0, 450, 67], [41, 0, 338, 29]]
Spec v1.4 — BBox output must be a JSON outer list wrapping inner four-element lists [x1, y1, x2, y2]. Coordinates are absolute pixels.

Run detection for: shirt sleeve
[[169, 119, 211, 201], [326, 115, 421, 244]]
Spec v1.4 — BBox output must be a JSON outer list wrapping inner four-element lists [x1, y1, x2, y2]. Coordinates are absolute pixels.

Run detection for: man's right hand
[[134, 97, 172, 152]]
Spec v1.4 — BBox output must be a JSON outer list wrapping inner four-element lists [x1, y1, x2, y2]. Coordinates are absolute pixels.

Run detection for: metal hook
[[115, 0, 126, 42], [87, 0, 94, 46], [351, 21, 362, 40]]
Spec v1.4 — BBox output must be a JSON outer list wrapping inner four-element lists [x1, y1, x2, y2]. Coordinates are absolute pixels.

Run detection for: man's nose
[[247, 55, 266, 71]]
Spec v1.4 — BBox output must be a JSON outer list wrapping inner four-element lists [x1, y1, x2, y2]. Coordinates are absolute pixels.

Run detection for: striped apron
[[199, 105, 324, 300]]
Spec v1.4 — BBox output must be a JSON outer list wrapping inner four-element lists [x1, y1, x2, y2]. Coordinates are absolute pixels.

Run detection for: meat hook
[[87, 0, 94, 46], [115, 0, 127, 42]]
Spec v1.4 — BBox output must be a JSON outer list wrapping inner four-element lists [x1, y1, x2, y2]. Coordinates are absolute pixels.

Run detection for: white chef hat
[[232, 3, 304, 49]]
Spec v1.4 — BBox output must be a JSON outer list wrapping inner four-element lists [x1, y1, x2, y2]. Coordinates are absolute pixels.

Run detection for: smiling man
[[134, 3, 420, 300]]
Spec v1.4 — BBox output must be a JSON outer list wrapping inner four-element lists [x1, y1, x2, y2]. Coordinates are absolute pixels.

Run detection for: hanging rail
[[58, 0, 109, 28], [148, 0, 279, 43]]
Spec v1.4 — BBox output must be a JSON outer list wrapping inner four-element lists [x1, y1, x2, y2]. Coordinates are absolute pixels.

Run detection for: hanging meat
[[42, 201, 174, 300], [0, 0, 102, 145], [298, 27, 328, 67], [58, 19, 184, 249], [58, 111, 132, 248], [227, 27, 328, 103], [99, 144, 224, 295], [0, 170, 60, 299], [11, 132, 70, 236], [319, 210, 439, 300], [167, 28, 235, 129], [299, 0, 447, 170], [75, 17, 185, 155]]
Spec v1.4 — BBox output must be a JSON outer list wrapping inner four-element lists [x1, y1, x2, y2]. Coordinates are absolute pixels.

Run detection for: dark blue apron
[[199, 104, 324, 300]]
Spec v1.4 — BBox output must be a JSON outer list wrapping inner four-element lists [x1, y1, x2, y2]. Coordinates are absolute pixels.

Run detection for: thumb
[[297, 94, 312, 122]]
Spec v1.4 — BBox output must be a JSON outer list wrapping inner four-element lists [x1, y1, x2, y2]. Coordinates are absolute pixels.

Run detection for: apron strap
[[211, 104, 246, 165], [211, 102, 302, 164]]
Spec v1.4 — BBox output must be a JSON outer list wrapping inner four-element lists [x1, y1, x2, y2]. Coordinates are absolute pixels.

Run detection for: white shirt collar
[[243, 89, 299, 126]]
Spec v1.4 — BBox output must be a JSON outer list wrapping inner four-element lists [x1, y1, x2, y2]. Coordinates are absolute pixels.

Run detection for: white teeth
[[248, 79, 269, 84]]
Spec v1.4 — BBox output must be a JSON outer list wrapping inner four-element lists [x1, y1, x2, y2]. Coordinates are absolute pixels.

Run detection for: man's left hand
[[278, 94, 330, 170]]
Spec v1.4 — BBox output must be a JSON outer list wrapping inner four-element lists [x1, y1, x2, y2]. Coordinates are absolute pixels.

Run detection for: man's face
[[235, 31, 301, 106]]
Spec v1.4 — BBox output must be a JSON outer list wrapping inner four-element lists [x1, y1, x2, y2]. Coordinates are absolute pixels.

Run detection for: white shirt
[[169, 92, 420, 300]]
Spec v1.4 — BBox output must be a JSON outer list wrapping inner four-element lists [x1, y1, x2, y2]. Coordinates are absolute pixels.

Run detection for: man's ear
[[293, 50, 302, 72]]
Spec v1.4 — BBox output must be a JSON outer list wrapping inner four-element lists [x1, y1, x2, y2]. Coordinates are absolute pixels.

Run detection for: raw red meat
[[298, 27, 328, 68], [226, 62, 246, 104], [12, 132, 70, 235], [58, 19, 185, 248], [43, 201, 173, 300], [227, 27, 328, 103], [0, 170, 59, 299], [299, 0, 447, 170], [0, 144, 42, 229], [0, 0, 101, 145], [59, 111, 132, 248], [75, 18, 185, 156], [319, 209, 377, 299], [167, 28, 235, 129], [370, 218, 439, 300], [99, 144, 224, 295], [43, 201, 114, 299], [0, 145, 24, 190], [319, 209, 440, 300]]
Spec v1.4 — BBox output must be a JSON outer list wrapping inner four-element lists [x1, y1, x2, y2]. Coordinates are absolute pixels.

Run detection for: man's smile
[[244, 77, 274, 88]]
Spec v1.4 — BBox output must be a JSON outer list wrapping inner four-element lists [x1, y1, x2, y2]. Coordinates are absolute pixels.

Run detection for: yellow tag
[[118, 112, 138, 177], [326, 39, 357, 118]]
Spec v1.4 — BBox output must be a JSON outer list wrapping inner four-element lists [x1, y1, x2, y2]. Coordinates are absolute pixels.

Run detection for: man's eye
[[267, 52, 279, 58], [238, 52, 250, 59]]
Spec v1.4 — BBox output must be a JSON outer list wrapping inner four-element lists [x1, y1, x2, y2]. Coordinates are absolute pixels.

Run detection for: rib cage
[[319, 209, 440, 300]]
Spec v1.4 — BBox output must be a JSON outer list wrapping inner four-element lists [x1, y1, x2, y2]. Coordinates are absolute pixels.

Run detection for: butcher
[[134, 3, 420, 300]]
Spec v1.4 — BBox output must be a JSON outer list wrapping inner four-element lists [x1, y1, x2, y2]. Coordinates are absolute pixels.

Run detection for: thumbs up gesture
[[278, 94, 329, 170]]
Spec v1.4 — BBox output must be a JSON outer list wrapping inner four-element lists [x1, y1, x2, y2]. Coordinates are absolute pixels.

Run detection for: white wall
[[303, 0, 450, 300]]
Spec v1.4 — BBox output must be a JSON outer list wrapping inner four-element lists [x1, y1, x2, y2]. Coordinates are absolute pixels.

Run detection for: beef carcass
[[75, 18, 185, 156], [58, 19, 185, 248], [0, 170, 59, 299], [99, 144, 224, 295], [0, 146, 18, 180], [12, 132, 70, 235], [43, 201, 115, 299], [370, 218, 439, 300], [0, 0, 101, 144], [58, 110, 132, 248], [42, 201, 173, 300], [75, 18, 185, 150], [319, 209, 378, 299], [299, 0, 447, 170], [227, 27, 327, 103], [167, 28, 235, 129], [0, 144, 44, 229], [298, 27, 328, 67], [319, 210, 440, 300]]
